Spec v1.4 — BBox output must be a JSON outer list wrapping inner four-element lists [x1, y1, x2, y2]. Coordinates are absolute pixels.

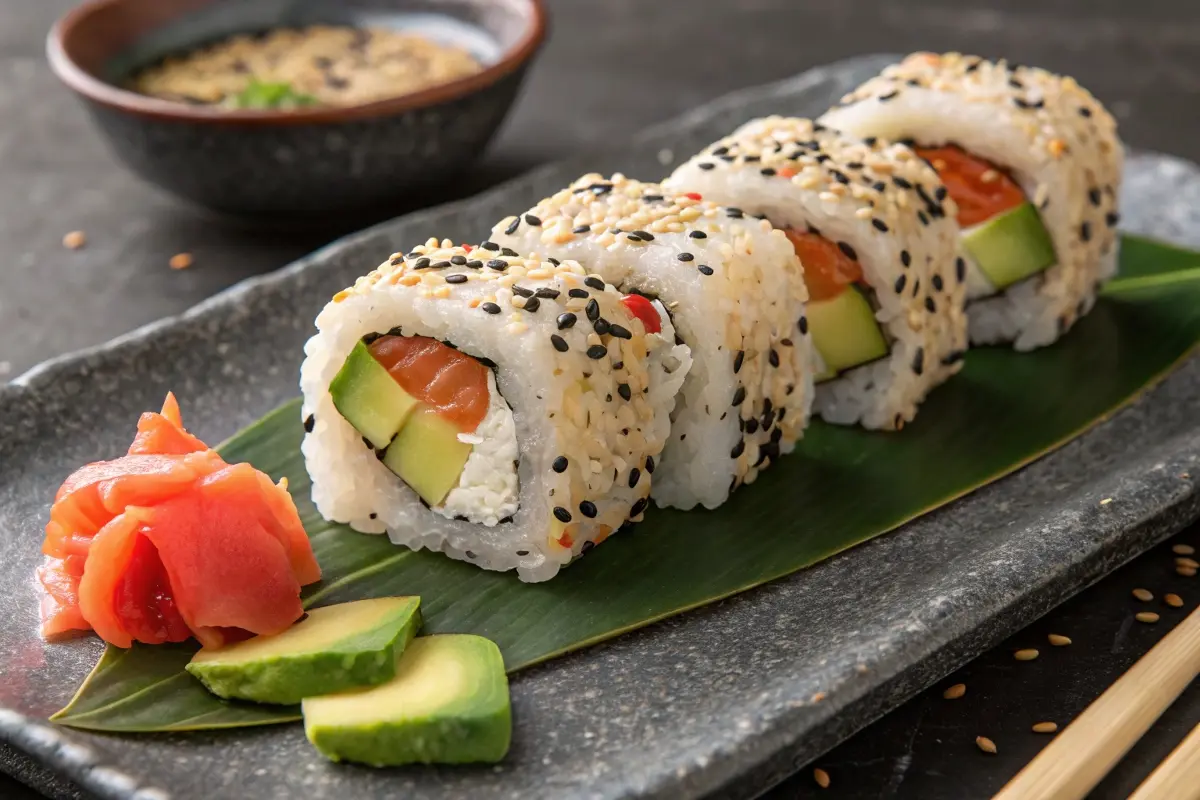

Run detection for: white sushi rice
[[301, 240, 689, 582], [666, 117, 967, 430], [439, 370, 519, 527], [821, 52, 1123, 350], [490, 173, 812, 510]]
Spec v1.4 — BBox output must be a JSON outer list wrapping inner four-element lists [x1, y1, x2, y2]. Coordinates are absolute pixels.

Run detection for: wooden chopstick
[[992, 604, 1200, 800], [1127, 722, 1200, 800]]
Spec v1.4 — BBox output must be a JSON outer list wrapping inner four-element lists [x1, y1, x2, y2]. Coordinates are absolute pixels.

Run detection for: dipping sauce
[[130, 26, 483, 109]]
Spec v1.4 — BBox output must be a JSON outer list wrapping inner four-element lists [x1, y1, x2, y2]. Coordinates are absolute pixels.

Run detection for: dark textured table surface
[[3, 0, 1200, 797]]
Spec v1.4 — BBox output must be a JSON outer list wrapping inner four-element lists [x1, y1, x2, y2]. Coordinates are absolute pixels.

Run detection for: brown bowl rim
[[46, 0, 546, 125]]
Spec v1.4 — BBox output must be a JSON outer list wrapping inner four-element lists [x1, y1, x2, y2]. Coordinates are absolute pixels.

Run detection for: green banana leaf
[[52, 235, 1200, 732]]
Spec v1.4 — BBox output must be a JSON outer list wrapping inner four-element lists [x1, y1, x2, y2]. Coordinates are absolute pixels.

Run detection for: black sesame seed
[[689, 230, 707, 239], [504, 218, 520, 235], [303, 414, 315, 433], [622, 467, 640, 490], [935, 186, 948, 202], [450, 255, 467, 266], [568, 288, 589, 299], [798, 316, 808, 334], [617, 383, 632, 401], [411, 256, 431, 269], [390, 255, 405, 266], [593, 318, 610, 336], [523, 214, 542, 227], [512, 285, 534, 297], [956, 257, 967, 282], [432, 260, 451, 268], [481, 241, 499, 251], [878, 90, 899, 102], [872, 218, 889, 232], [1106, 211, 1120, 227], [760, 167, 777, 176], [744, 418, 759, 435], [585, 299, 600, 321], [445, 273, 467, 284], [634, 230, 655, 241], [579, 500, 598, 519], [557, 312, 577, 330], [726, 207, 744, 218], [535, 288, 560, 299], [733, 350, 745, 373], [872, 181, 888, 192], [553, 506, 572, 523], [942, 349, 966, 365], [369, 512, 378, 520], [585, 277, 605, 291], [925, 296, 937, 313], [677, 252, 694, 262], [466, 260, 483, 269], [932, 274, 944, 291], [550, 334, 568, 352], [573, 225, 590, 234], [1088, 188, 1101, 207], [524, 297, 541, 313], [732, 386, 746, 406], [837, 241, 858, 261], [697, 162, 716, 171], [917, 210, 930, 226], [911, 347, 925, 376], [645, 456, 655, 474], [831, 170, 850, 185], [481, 302, 501, 315], [552, 456, 569, 473], [516, 549, 529, 556], [627, 234, 643, 242], [731, 440, 746, 458], [487, 259, 508, 271], [501, 247, 519, 257], [698, 265, 714, 275], [768, 349, 780, 368], [586, 344, 607, 359], [609, 323, 632, 340], [894, 274, 907, 293], [901, 250, 912, 267], [1079, 106, 1093, 117], [612, 361, 624, 370], [630, 498, 648, 517], [911, 278, 921, 297], [1080, 221, 1092, 242], [893, 176, 913, 190], [864, 136, 878, 146]]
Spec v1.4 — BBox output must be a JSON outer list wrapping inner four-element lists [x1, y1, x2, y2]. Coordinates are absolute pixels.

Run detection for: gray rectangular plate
[[4, 55, 1200, 800]]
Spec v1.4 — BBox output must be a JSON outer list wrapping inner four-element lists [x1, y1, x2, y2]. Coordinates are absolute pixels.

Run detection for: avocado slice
[[809, 285, 889, 382], [186, 597, 421, 705], [303, 634, 511, 766], [961, 202, 1057, 291], [329, 340, 420, 449], [381, 408, 472, 506]]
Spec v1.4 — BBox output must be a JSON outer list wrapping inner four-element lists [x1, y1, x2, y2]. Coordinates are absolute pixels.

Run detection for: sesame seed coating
[[489, 172, 813, 509], [666, 116, 967, 430], [821, 52, 1123, 351]]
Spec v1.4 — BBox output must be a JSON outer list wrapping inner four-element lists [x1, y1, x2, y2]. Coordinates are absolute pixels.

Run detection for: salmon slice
[[368, 335, 490, 432], [113, 533, 191, 645], [784, 229, 866, 302], [37, 555, 90, 639], [128, 393, 209, 456], [195, 464, 321, 586], [43, 451, 222, 559], [912, 145, 1025, 228], [77, 511, 147, 648], [141, 485, 305, 640]]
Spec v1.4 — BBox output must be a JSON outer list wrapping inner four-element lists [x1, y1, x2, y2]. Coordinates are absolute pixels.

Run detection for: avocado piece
[[329, 340, 420, 449], [961, 202, 1057, 291], [808, 285, 889, 382], [303, 634, 511, 766], [381, 408, 472, 506], [186, 597, 421, 705]]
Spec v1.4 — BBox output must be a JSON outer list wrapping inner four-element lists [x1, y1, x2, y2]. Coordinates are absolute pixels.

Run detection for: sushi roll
[[300, 239, 691, 582], [665, 117, 967, 431], [488, 174, 812, 510], [820, 52, 1123, 350]]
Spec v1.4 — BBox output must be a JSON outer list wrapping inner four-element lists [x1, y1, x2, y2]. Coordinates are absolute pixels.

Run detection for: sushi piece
[[37, 394, 320, 647], [665, 118, 966, 430], [488, 174, 812, 510], [300, 239, 691, 582], [820, 52, 1123, 350]]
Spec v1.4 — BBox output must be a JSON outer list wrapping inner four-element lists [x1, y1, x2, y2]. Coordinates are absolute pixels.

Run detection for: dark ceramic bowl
[[47, 0, 546, 216]]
